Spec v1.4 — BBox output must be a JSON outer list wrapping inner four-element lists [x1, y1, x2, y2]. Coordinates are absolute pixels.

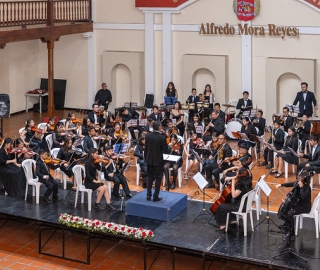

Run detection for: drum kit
[[181, 102, 210, 111]]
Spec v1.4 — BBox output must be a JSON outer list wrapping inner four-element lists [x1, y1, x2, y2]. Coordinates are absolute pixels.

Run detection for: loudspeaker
[[0, 94, 10, 118]]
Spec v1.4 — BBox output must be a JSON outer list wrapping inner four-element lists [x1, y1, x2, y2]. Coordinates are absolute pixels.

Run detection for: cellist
[[275, 171, 312, 238]]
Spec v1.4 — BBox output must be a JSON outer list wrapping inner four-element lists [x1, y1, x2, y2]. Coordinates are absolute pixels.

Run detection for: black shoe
[[52, 195, 60, 201], [42, 197, 51, 203], [142, 182, 147, 189], [146, 196, 151, 201], [171, 183, 176, 189], [205, 184, 215, 189], [111, 193, 121, 199], [215, 186, 220, 191], [267, 164, 274, 169], [105, 203, 116, 211], [229, 222, 238, 228], [166, 185, 170, 191], [275, 172, 283, 178], [260, 161, 267, 166], [94, 203, 105, 210], [279, 222, 288, 228], [153, 197, 163, 202], [126, 194, 133, 199]]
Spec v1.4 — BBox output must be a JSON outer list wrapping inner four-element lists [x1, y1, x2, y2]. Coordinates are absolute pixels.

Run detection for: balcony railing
[[0, 0, 92, 27]]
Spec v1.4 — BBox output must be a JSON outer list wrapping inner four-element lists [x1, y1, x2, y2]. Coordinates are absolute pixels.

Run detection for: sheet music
[[139, 119, 147, 126], [239, 133, 249, 140], [193, 172, 208, 190], [163, 154, 181, 163], [258, 176, 271, 197], [195, 125, 204, 135], [127, 119, 138, 127], [172, 119, 177, 125]]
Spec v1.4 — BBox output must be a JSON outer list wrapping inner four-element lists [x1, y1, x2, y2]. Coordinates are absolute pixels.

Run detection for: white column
[[162, 12, 173, 97], [83, 32, 95, 109], [144, 12, 155, 94], [241, 21, 252, 96]]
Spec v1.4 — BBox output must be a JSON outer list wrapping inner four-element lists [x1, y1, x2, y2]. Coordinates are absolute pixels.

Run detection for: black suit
[[216, 110, 226, 122], [298, 144, 320, 173], [83, 135, 95, 153], [149, 113, 163, 122], [36, 159, 59, 199], [88, 111, 105, 126], [122, 109, 141, 140], [187, 95, 200, 122], [264, 128, 285, 164], [95, 88, 112, 110], [205, 143, 233, 186], [236, 98, 253, 112], [254, 117, 266, 136], [144, 131, 168, 198], [282, 115, 294, 132], [298, 121, 311, 151], [293, 91, 317, 117]]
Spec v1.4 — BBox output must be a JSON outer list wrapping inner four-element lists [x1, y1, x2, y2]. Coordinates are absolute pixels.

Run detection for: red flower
[[70, 217, 74, 220], [127, 229, 131, 233], [96, 221, 100, 226], [142, 232, 146, 237], [86, 220, 89, 224], [114, 226, 118, 231], [148, 231, 153, 236], [103, 222, 106, 226], [139, 228, 143, 231], [63, 217, 66, 220], [75, 218, 79, 222], [121, 227, 125, 231], [108, 224, 112, 228]]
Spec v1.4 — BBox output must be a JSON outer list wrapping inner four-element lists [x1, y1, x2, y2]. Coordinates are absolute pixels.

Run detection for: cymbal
[[222, 104, 236, 108]]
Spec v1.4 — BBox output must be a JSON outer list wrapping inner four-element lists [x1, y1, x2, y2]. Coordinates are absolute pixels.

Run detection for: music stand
[[192, 172, 213, 222], [115, 160, 132, 211], [254, 174, 280, 232]]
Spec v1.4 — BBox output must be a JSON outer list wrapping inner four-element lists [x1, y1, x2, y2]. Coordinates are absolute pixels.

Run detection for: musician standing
[[144, 122, 168, 202], [261, 120, 285, 169], [298, 114, 311, 152], [298, 135, 320, 173], [275, 171, 311, 238], [293, 82, 318, 117], [281, 107, 294, 132], [186, 88, 200, 122], [95, 83, 112, 111], [236, 91, 253, 117]]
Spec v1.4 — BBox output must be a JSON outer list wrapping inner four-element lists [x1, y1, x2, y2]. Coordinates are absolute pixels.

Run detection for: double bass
[[277, 181, 300, 221]]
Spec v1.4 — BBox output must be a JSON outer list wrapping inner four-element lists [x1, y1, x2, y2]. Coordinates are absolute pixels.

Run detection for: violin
[[49, 124, 55, 131], [31, 126, 44, 134], [94, 156, 110, 164], [114, 130, 128, 140], [228, 153, 245, 162], [44, 157, 61, 165], [93, 135, 108, 141], [211, 141, 219, 150], [192, 137, 205, 147], [7, 147, 23, 154], [171, 142, 181, 152], [166, 137, 171, 144]]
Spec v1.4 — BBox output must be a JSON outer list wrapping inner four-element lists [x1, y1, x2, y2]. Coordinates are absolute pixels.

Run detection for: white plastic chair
[[97, 169, 112, 196], [253, 182, 261, 220], [225, 189, 256, 236], [50, 148, 68, 189], [73, 165, 93, 211], [46, 134, 53, 152], [310, 173, 320, 190], [283, 140, 301, 179], [135, 157, 141, 186], [22, 159, 42, 204], [294, 192, 320, 238], [219, 150, 239, 191], [19, 127, 26, 141], [162, 167, 182, 188]]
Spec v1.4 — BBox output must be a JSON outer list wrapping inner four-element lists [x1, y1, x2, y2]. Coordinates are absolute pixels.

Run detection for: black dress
[[171, 112, 185, 137], [0, 148, 26, 197], [25, 128, 42, 153], [84, 160, 102, 191], [276, 136, 299, 165]]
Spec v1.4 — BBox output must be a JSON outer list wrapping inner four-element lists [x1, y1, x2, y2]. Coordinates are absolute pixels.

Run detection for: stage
[[0, 186, 318, 270]]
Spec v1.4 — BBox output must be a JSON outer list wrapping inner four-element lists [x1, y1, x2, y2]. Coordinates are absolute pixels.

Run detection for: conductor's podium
[[126, 190, 187, 221]]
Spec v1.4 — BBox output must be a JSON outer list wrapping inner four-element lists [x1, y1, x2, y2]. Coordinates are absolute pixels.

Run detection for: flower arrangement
[[58, 213, 154, 240]]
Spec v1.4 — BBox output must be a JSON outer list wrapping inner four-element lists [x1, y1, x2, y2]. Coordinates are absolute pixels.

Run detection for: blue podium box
[[126, 190, 187, 221]]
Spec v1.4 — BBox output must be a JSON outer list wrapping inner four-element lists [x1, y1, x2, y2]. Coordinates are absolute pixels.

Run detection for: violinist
[[78, 117, 91, 138], [65, 113, 78, 137], [276, 171, 312, 238], [205, 134, 232, 189], [170, 101, 185, 137], [15, 138, 33, 164], [111, 123, 129, 145], [149, 105, 163, 122], [272, 127, 299, 178], [84, 148, 115, 210], [261, 120, 285, 169], [36, 150, 60, 203], [239, 116, 256, 149], [298, 135, 320, 173], [134, 134, 148, 188], [105, 113, 116, 130], [166, 120, 179, 135], [83, 126, 98, 154], [203, 111, 225, 142], [183, 132, 204, 180], [0, 138, 26, 197], [88, 103, 106, 127], [57, 138, 86, 188], [52, 122, 66, 148], [43, 117, 55, 138], [103, 146, 133, 199], [164, 128, 172, 145], [164, 134, 183, 190], [203, 132, 219, 170], [145, 118, 154, 133], [121, 107, 141, 140], [298, 114, 311, 152], [215, 167, 252, 231], [20, 119, 44, 153]]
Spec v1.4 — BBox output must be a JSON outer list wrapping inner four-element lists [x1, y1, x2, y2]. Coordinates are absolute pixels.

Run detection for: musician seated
[[36, 150, 60, 203], [110, 122, 129, 146], [84, 148, 115, 211], [298, 135, 320, 173], [52, 122, 66, 149], [183, 132, 203, 180], [15, 138, 34, 164], [83, 126, 99, 153], [203, 110, 225, 142], [205, 134, 232, 189], [166, 120, 179, 136], [214, 103, 226, 122], [298, 114, 311, 152], [164, 134, 183, 190], [236, 91, 252, 118], [78, 117, 91, 138], [186, 88, 200, 122], [88, 103, 107, 127], [203, 132, 219, 170], [220, 143, 252, 187], [121, 107, 141, 140], [281, 107, 294, 132], [43, 117, 55, 139], [261, 121, 285, 169], [149, 105, 163, 122], [20, 119, 44, 153], [275, 171, 311, 238], [105, 113, 116, 130], [215, 167, 252, 231], [191, 114, 204, 138], [104, 146, 132, 199], [134, 135, 148, 188], [272, 127, 299, 178], [238, 117, 257, 149]]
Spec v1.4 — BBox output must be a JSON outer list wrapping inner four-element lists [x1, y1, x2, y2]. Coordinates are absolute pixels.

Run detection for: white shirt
[[303, 91, 307, 110], [312, 146, 316, 158], [91, 137, 97, 148]]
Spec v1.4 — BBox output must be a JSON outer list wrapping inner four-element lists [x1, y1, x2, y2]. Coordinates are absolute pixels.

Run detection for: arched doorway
[[191, 68, 216, 100], [111, 64, 132, 108]]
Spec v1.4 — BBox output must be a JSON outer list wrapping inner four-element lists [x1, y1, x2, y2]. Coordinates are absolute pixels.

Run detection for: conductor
[[293, 82, 318, 117], [144, 122, 168, 202]]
